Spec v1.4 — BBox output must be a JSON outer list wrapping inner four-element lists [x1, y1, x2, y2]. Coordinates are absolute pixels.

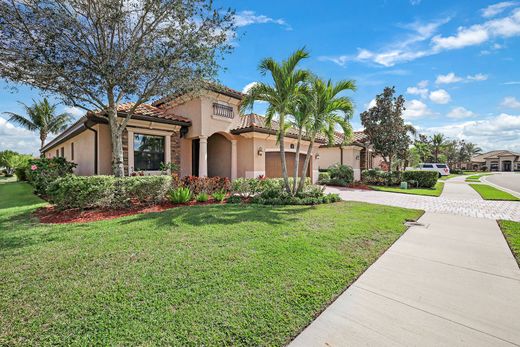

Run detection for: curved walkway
[[290, 177, 520, 346]]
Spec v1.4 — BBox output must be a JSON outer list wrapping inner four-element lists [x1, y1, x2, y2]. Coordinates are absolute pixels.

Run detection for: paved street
[[290, 178, 520, 346], [485, 173, 520, 196]]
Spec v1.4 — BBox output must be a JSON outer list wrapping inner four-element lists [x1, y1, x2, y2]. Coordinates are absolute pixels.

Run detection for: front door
[[503, 161, 512, 171]]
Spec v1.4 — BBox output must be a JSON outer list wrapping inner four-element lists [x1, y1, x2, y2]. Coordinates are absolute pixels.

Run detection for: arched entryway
[[207, 133, 231, 178]]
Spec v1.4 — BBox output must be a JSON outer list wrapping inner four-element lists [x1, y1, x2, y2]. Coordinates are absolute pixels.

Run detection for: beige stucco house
[[41, 85, 380, 182], [466, 150, 520, 172]]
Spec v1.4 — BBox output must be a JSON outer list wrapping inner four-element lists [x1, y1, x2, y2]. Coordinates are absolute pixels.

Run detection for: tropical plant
[[431, 133, 446, 162], [240, 48, 310, 193], [296, 78, 356, 193], [212, 190, 227, 202], [4, 99, 71, 148], [0, 151, 32, 177], [0, 1, 236, 177], [170, 187, 192, 204], [195, 192, 209, 202]]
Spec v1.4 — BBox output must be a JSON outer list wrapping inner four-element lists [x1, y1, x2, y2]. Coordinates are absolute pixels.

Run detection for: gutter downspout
[[340, 146, 344, 165], [85, 122, 98, 175]]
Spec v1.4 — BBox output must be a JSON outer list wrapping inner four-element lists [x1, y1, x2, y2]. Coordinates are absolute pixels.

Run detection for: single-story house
[[41, 84, 382, 182], [465, 150, 520, 172]]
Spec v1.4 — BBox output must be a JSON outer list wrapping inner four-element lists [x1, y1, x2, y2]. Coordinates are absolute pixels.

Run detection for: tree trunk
[[108, 106, 125, 177], [278, 113, 291, 193], [297, 138, 314, 193], [292, 129, 303, 195]]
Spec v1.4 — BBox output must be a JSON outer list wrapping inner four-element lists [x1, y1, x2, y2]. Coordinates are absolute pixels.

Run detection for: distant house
[[41, 84, 382, 181], [466, 150, 520, 172]]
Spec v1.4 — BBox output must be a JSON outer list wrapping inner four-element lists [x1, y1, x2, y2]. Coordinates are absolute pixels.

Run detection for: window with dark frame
[[133, 134, 165, 171], [56, 149, 59, 157], [71, 142, 74, 161], [60, 147, 64, 157]]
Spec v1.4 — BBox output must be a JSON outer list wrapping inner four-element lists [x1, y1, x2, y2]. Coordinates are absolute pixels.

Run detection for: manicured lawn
[[439, 174, 459, 180], [370, 182, 444, 197], [469, 184, 520, 201], [465, 173, 493, 182], [498, 220, 520, 266], [0, 182, 422, 346]]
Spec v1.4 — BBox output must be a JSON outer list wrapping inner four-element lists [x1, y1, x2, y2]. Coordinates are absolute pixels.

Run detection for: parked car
[[409, 163, 450, 177]]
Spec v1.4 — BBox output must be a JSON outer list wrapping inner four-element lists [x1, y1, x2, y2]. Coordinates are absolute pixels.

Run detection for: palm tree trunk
[[297, 138, 314, 193], [279, 113, 291, 193], [292, 129, 303, 195]]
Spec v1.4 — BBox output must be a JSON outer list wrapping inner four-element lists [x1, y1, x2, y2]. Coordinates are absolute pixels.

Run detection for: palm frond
[[3, 112, 38, 131]]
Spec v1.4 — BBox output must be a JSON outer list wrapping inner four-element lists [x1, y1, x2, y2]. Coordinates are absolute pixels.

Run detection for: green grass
[[370, 182, 444, 197], [469, 184, 520, 201], [465, 173, 493, 182], [0, 182, 422, 346], [498, 220, 520, 266], [439, 174, 459, 181]]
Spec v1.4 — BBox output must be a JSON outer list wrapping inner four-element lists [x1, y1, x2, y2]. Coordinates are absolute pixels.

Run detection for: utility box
[[400, 182, 408, 190]]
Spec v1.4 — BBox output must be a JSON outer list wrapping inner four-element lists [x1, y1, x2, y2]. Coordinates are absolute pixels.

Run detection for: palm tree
[[240, 48, 310, 193], [296, 77, 356, 193], [4, 98, 72, 148], [431, 133, 446, 162]]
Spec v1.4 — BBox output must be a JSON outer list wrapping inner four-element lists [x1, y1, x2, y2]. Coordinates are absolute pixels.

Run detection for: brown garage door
[[265, 152, 310, 178]]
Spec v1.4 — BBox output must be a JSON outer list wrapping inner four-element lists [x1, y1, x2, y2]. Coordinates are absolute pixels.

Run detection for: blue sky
[[1, 0, 519, 155]]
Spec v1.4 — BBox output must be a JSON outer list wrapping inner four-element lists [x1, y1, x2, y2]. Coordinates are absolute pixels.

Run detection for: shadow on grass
[[116, 203, 314, 229]]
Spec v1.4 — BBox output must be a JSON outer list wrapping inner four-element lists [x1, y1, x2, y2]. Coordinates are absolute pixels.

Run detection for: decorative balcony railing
[[213, 103, 234, 119]]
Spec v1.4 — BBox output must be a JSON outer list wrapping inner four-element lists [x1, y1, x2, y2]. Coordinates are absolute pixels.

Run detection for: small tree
[[4, 98, 71, 148], [431, 133, 446, 162], [361, 87, 411, 174], [0, 0, 235, 176]]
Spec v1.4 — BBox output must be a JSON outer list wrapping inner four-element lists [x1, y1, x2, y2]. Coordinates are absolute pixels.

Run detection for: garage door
[[265, 152, 310, 178]]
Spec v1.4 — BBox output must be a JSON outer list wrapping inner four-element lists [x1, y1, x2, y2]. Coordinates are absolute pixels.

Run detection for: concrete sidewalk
[[290, 213, 520, 346], [291, 181, 520, 346]]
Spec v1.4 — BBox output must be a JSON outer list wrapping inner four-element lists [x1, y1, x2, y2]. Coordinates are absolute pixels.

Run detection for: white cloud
[[410, 0, 422, 5], [403, 99, 435, 119], [0, 117, 41, 155], [322, 6, 520, 67], [407, 86, 429, 98], [447, 106, 477, 119], [423, 113, 520, 152], [417, 80, 429, 88], [233, 11, 291, 30], [504, 81, 520, 84], [435, 72, 463, 84], [365, 98, 377, 110], [241, 82, 257, 94], [63, 106, 84, 117], [501, 96, 520, 108], [467, 73, 489, 81], [429, 89, 451, 104], [482, 1, 518, 18]]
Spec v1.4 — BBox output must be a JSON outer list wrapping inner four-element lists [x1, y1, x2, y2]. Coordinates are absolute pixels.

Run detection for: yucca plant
[[170, 187, 192, 204]]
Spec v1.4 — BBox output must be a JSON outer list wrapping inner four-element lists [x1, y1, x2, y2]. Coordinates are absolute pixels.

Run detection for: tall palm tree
[[431, 133, 446, 162], [4, 98, 72, 148], [297, 77, 356, 193], [240, 48, 310, 193]]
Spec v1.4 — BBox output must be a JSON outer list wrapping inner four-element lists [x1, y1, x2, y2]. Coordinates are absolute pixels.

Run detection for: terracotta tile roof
[[88, 102, 191, 124], [152, 82, 244, 107], [232, 114, 366, 146]]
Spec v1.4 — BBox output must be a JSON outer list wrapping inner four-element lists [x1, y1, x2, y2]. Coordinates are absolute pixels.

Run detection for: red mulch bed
[[34, 199, 226, 224]]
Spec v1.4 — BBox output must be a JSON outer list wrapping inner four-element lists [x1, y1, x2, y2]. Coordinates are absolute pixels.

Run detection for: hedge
[[402, 170, 438, 188], [47, 175, 172, 210], [362, 169, 401, 186]]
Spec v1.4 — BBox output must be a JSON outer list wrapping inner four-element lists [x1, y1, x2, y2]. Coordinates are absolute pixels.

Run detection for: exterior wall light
[[290, 143, 295, 149], [356, 155, 360, 160], [315, 153, 320, 160], [257, 147, 264, 156]]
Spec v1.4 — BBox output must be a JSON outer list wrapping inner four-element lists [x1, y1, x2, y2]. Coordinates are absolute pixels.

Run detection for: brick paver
[[325, 179, 520, 221]]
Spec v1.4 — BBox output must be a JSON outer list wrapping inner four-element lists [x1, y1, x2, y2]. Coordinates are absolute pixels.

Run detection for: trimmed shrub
[[48, 175, 116, 210], [328, 164, 354, 186], [123, 176, 172, 204], [252, 183, 341, 205], [182, 176, 231, 194], [15, 166, 29, 181], [318, 172, 330, 184], [27, 157, 77, 196], [402, 170, 438, 188], [450, 168, 463, 175], [195, 192, 209, 202], [362, 169, 401, 186], [226, 195, 242, 204], [170, 187, 192, 204]]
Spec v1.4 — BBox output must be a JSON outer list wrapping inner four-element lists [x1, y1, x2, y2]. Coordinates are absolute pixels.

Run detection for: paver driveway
[[290, 177, 520, 346]]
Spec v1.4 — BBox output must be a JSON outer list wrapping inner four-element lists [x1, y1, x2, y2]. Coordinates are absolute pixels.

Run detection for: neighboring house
[[41, 84, 380, 182], [465, 150, 520, 172]]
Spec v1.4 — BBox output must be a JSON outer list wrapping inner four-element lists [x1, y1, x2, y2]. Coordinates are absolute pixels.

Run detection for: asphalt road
[[485, 172, 520, 194]]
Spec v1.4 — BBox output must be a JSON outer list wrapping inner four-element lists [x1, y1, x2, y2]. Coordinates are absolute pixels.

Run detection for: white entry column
[[198, 135, 208, 177], [231, 139, 237, 180]]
